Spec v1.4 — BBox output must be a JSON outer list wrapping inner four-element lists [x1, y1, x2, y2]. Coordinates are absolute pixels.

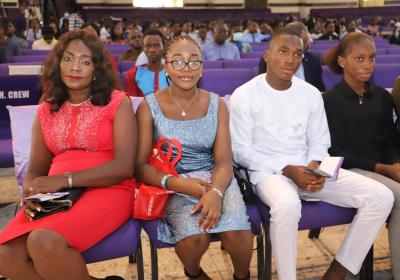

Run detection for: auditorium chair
[[371, 64, 400, 88], [223, 58, 259, 69]]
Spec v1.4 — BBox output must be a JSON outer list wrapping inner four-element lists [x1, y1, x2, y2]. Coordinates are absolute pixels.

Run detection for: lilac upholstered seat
[[7, 104, 144, 277], [386, 48, 400, 55], [0, 139, 13, 167], [371, 64, 400, 88], [202, 60, 224, 69], [322, 65, 342, 90], [376, 55, 400, 64], [12, 55, 48, 63], [223, 59, 259, 69], [199, 68, 255, 96], [20, 49, 50, 56], [118, 61, 135, 73], [241, 51, 264, 59]]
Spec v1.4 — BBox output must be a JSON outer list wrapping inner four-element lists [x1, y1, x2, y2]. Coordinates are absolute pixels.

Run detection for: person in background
[[7, 20, 28, 49], [230, 25, 252, 54], [81, 23, 118, 72], [181, 20, 199, 42], [324, 32, 400, 280], [171, 22, 182, 39], [135, 35, 253, 280], [110, 21, 127, 45], [339, 20, 358, 39], [242, 21, 263, 43], [32, 25, 58, 50], [259, 22, 273, 42], [119, 28, 143, 62], [230, 26, 393, 280], [201, 22, 240, 61], [125, 29, 168, 97], [259, 22, 325, 91], [319, 21, 339, 40], [0, 30, 135, 280], [25, 18, 42, 41], [0, 18, 20, 64], [48, 20, 61, 39], [366, 18, 381, 37], [197, 24, 210, 45]]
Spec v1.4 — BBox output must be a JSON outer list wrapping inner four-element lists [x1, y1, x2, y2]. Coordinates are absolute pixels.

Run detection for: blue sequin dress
[[146, 92, 251, 244]]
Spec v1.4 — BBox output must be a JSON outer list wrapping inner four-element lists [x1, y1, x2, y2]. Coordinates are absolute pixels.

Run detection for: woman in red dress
[[0, 30, 137, 280]]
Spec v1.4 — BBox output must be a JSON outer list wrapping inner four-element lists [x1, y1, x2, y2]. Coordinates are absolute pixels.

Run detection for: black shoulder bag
[[233, 165, 257, 203]]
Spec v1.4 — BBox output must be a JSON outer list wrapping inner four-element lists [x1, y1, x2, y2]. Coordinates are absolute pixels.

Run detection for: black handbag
[[26, 188, 85, 219], [233, 165, 257, 203]]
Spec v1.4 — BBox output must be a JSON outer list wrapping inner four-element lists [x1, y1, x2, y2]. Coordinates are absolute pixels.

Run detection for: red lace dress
[[0, 90, 135, 252]]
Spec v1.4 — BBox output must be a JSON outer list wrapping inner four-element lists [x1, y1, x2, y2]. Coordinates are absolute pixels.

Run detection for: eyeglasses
[[167, 60, 202, 71]]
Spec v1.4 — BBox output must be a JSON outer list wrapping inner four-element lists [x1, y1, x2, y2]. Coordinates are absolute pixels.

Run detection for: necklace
[[168, 87, 198, 117], [357, 93, 364, 105], [66, 97, 91, 106]]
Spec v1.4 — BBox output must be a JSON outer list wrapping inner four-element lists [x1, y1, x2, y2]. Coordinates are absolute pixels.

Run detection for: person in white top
[[229, 27, 394, 280]]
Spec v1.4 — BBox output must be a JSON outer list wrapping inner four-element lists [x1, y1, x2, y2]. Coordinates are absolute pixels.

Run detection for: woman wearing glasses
[[135, 35, 253, 280]]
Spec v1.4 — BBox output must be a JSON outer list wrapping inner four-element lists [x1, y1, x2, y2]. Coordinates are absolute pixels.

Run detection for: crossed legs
[[0, 229, 90, 280]]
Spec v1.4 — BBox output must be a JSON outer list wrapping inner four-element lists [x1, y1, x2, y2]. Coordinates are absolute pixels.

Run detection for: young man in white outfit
[[229, 27, 394, 279]]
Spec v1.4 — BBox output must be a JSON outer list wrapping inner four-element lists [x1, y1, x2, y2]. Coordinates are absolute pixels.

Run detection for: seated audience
[[323, 32, 400, 280], [119, 28, 143, 62], [319, 21, 339, 40], [242, 21, 264, 43], [135, 35, 253, 280], [201, 22, 240, 60], [0, 18, 20, 64], [339, 20, 358, 39], [125, 29, 168, 96], [7, 20, 29, 50], [366, 18, 381, 37], [25, 18, 42, 41], [259, 22, 325, 91], [197, 24, 210, 45], [32, 26, 58, 50], [392, 76, 400, 135], [230, 27, 393, 280], [259, 22, 273, 42], [0, 30, 136, 280], [110, 21, 127, 44], [171, 22, 182, 39]]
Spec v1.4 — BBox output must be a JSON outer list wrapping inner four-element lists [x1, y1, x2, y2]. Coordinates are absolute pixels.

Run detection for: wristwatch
[[64, 172, 73, 189]]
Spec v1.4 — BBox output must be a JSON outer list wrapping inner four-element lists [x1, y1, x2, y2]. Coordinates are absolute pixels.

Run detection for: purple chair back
[[371, 64, 400, 88], [223, 59, 259, 69], [241, 51, 264, 59], [376, 55, 400, 64], [12, 55, 48, 63], [199, 68, 255, 96], [386, 48, 400, 55], [202, 60, 224, 69], [118, 61, 135, 73], [322, 66, 342, 90], [20, 49, 50, 56]]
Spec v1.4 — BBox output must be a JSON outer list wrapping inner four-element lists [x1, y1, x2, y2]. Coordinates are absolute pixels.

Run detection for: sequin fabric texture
[[146, 92, 250, 244], [38, 90, 125, 155]]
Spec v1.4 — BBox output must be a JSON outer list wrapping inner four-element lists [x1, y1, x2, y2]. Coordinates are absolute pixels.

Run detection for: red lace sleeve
[[107, 90, 128, 120]]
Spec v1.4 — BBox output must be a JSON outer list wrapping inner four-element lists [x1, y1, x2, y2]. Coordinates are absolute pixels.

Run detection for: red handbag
[[133, 137, 182, 220]]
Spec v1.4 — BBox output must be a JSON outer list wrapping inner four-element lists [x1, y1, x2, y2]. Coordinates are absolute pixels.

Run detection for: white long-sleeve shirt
[[230, 74, 330, 179]]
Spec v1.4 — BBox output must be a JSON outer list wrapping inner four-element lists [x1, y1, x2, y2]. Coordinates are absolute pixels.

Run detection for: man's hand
[[283, 165, 326, 192]]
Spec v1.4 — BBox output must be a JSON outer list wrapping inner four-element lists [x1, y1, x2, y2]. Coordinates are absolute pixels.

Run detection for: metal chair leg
[[135, 239, 145, 280], [359, 246, 373, 280], [150, 240, 158, 280], [256, 233, 265, 280], [262, 221, 272, 280], [308, 228, 322, 239]]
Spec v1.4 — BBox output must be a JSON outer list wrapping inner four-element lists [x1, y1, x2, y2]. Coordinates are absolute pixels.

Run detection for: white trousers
[[255, 169, 394, 280]]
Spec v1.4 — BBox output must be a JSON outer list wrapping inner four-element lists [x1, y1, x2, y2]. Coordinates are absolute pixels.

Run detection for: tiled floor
[[0, 167, 393, 279]]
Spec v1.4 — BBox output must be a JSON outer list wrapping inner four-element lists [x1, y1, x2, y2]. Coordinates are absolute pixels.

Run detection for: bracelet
[[161, 174, 174, 189], [211, 187, 224, 199], [64, 172, 73, 189]]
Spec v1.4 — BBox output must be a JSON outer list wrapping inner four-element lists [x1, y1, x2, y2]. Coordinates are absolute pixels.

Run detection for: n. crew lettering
[[7, 90, 30, 99]]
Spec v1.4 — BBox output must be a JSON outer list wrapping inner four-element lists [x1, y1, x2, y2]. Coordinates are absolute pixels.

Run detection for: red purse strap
[[155, 137, 182, 167]]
